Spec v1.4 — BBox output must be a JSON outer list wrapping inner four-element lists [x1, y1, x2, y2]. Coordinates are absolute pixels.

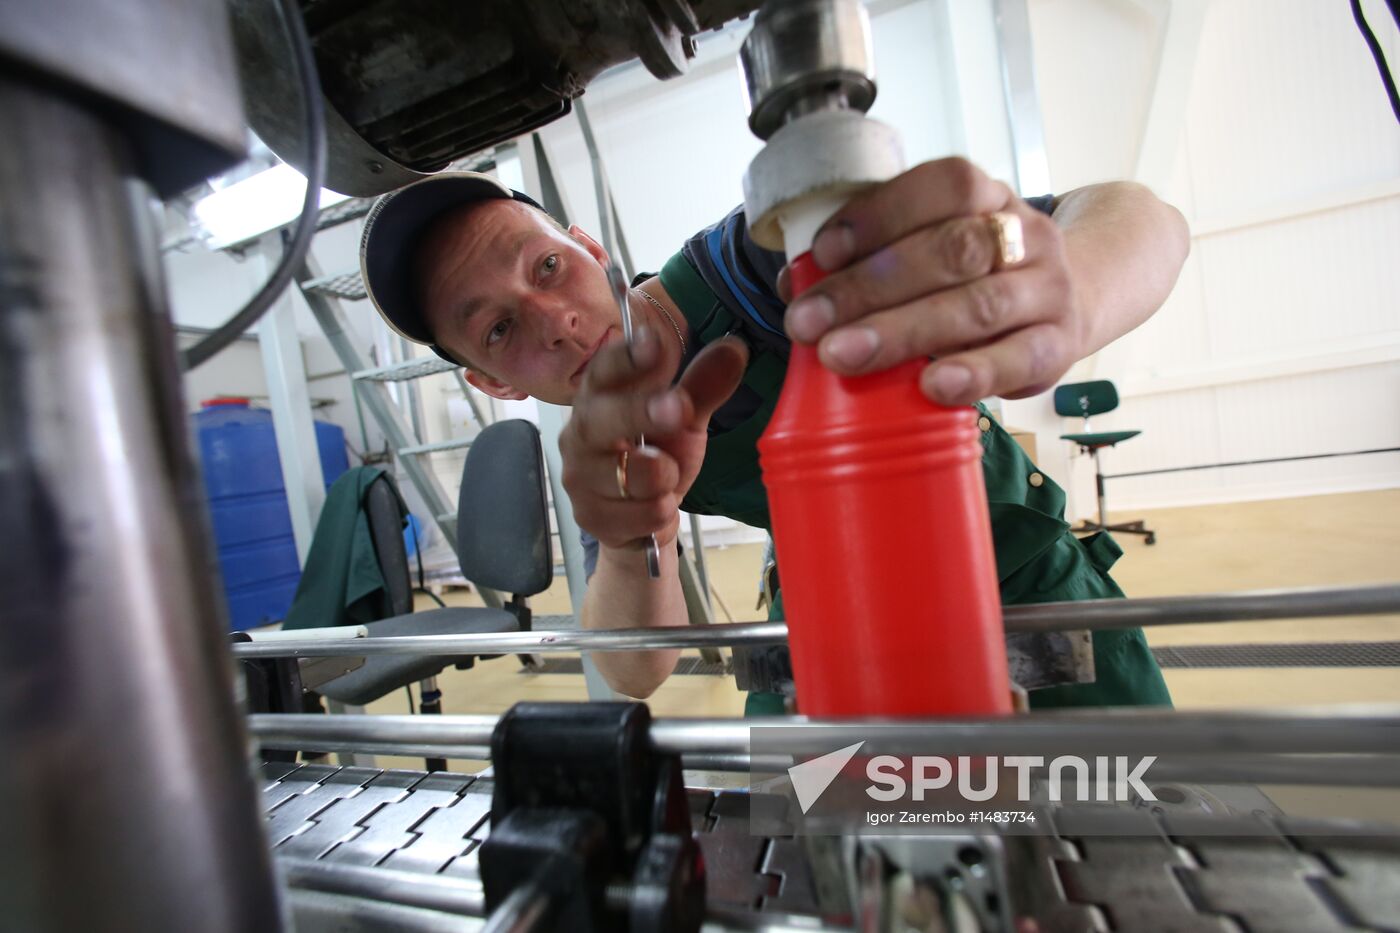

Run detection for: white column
[[935, 0, 1020, 185], [255, 236, 325, 565], [992, 0, 1053, 195], [1133, 0, 1211, 195]]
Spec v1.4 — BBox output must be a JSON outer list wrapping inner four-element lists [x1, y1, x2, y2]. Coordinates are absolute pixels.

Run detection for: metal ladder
[[296, 259, 489, 599]]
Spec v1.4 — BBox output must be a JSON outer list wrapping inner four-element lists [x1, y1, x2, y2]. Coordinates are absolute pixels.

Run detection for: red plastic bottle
[[757, 252, 1012, 717]]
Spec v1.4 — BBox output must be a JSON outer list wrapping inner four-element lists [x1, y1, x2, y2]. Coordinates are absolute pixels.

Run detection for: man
[[360, 158, 1189, 710]]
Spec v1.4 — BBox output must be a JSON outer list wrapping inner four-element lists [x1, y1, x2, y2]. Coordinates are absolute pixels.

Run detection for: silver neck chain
[[634, 287, 687, 358]]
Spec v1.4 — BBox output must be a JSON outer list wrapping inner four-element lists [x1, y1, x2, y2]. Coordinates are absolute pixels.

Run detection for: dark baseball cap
[[359, 171, 548, 365]]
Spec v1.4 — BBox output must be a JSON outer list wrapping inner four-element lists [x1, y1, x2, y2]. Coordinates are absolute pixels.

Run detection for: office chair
[[314, 419, 554, 739], [1054, 380, 1156, 545]]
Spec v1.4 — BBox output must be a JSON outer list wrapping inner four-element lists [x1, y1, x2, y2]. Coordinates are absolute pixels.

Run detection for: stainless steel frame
[[0, 79, 282, 931]]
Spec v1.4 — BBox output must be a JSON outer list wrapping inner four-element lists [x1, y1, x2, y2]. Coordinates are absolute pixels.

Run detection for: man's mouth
[[572, 330, 615, 382]]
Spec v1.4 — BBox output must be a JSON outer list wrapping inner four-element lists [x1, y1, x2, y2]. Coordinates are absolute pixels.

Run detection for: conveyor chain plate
[[263, 762, 492, 879], [1008, 806, 1400, 931], [263, 764, 1400, 929], [262, 763, 825, 918]]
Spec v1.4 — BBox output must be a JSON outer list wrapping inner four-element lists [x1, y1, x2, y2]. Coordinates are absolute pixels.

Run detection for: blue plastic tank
[[194, 397, 350, 630]]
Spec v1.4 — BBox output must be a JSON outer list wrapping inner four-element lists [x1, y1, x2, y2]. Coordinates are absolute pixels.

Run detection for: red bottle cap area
[[201, 397, 252, 409]]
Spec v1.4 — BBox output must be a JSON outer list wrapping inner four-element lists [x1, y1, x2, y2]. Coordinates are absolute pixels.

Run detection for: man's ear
[[569, 224, 609, 266], [464, 369, 529, 401]]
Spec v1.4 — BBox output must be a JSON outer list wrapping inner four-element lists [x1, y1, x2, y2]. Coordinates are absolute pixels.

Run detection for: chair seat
[[1060, 430, 1141, 449], [316, 606, 521, 705]]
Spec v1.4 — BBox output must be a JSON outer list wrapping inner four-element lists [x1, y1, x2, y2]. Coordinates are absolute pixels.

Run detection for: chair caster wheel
[[1145, 534, 1157, 545]]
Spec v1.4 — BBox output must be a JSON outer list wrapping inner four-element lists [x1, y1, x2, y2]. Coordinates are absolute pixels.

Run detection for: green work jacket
[[283, 466, 405, 631], [658, 252, 1171, 713]]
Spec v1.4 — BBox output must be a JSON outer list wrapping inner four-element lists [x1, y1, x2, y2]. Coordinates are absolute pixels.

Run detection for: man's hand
[[779, 157, 1083, 406], [560, 328, 749, 551]]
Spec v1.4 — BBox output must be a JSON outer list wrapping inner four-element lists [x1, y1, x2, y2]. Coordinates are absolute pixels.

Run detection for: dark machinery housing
[[233, 0, 765, 195]]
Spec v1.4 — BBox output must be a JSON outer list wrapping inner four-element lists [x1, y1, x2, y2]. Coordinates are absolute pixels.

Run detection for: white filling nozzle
[[777, 190, 856, 262]]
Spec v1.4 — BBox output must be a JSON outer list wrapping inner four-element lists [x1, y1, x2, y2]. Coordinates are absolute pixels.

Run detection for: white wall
[[1005, 0, 1400, 518], [529, 0, 1003, 275]]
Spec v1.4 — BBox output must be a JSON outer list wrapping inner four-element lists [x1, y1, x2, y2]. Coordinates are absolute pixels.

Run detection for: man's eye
[[486, 319, 511, 346], [541, 254, 559, 276]]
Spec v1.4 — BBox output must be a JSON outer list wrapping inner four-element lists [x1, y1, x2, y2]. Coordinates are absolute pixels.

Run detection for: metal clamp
[[479, 702, 706, 932]]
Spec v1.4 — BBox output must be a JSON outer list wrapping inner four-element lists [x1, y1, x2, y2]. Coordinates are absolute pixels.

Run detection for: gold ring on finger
[[616, 449, 631, 500], [987, 211, 1026, 269]]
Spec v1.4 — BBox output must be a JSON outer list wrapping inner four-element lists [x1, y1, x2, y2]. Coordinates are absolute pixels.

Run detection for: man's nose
[[536, 302, 580, 346]]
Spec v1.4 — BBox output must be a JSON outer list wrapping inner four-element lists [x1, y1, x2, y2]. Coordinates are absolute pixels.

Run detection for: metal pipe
[[281, 864, 843, 933], [234, 621, 789, 658], [688, 512, 714, 612], [400, 336, 428, 443], [281, 857, 485, 916], [250, 706, 1400, 759], [254, 713, 498, 748], [287, 890, 478, 933], [659, 708, 1400, 757], [231, 583, 1400, 658], [992, 0, 1053, 197], [453, 369, 492, 429], [1003, 582, 1400, 634], [0, 81, 282, 931], [282, 858, 848, 933], [1146, 754, 1400, 787], [267, 739, 494, 761], [480, 874, 553, 933], [1093, 447, 1108, 527], [681, 753, 759, 772]]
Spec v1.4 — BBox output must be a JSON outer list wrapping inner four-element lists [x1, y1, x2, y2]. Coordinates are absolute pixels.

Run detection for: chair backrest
[[363, 472, 414, 617], [1053, 380, 1119, 418], [456, 419, 553, 597]]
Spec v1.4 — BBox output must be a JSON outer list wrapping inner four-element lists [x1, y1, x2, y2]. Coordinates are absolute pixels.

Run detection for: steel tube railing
[[281, 858, 485, 916], [251, 706, 1400, 760], [231, 584, 1400, 660]]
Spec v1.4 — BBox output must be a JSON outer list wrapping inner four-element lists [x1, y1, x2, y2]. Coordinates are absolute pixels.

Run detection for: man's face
[[417, 199, 621, 406]]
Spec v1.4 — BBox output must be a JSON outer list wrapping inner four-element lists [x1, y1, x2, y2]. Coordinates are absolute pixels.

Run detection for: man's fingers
[[562, 442, 683, 546], [809, 158, 1016, 272], [569, 385, 695, 450], [564, 337, 745, 550], [788, 209, 1056, 345], [813, 267, 1064, 376], [918, 323, 1076, 407], [569, 444, 681, 503], [676, 336, 750, 428]]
